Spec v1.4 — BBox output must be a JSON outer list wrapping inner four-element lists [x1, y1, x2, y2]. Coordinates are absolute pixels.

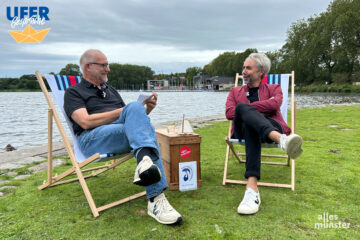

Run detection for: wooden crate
[[156, 129, 202, 190]]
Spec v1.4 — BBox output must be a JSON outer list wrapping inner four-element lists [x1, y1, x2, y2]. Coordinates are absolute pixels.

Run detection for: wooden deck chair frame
[[35, 71, 146, 217], [222, 71, 297, 190]]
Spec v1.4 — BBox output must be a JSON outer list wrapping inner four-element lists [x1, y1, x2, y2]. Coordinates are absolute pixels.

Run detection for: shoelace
[[156, 196, 173, 213], [242, 191, 258, 206]]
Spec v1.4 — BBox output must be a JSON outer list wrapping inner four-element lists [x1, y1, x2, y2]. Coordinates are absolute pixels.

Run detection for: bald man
[[64, 49, 182, 225]]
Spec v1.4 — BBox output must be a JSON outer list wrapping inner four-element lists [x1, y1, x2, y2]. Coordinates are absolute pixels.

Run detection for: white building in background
[[193, 73, 234, 90], [147, 79, 169, 90]]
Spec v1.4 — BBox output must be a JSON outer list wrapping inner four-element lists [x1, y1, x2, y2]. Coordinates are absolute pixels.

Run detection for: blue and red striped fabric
[[54, 75, 81, 91], [261, 74, 281, 85]]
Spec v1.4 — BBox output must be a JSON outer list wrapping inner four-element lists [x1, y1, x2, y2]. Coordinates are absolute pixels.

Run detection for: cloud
[[0, 0, 330, 77]]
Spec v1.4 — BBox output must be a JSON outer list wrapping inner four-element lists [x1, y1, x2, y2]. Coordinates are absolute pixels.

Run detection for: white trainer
[[148, 193, 182, 225], [133, 156, 161, 186], [237, 188, 261, 215], [280, 134, 303, 159]]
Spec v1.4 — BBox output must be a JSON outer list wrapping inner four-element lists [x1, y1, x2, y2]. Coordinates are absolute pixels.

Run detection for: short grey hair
[[79, 49, 99, 72], [246, 53, 271, 78]]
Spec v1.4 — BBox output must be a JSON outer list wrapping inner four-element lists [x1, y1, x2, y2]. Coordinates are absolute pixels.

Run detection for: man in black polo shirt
[[64, 49, 182, 225]]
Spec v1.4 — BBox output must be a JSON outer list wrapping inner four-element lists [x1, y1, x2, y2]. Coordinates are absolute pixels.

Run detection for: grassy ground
[[1, 105, 359, 239]]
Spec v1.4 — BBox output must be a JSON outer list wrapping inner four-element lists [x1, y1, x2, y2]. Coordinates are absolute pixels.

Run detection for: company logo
[[314, 212, 350, 229], [6, 6, 51, 43], [180, 146, 191, 158], [181, 167, 193, 182]]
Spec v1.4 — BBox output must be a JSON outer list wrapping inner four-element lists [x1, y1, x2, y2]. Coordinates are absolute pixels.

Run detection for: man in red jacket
[[225, 53, 303, 215]]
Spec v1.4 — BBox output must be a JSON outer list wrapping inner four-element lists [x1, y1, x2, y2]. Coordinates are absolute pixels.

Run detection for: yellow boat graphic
[[9, 25, 50, 43]]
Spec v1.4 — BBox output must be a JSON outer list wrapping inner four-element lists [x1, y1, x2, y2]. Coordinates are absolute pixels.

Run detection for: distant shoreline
[[2, 84, 360, 94]]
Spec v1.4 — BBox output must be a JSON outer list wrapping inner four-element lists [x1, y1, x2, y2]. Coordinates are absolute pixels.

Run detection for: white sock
[[280, 134, 287, 149]]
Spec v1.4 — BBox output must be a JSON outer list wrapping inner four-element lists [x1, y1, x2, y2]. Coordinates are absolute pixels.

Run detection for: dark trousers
[[233, 103, 283, 180]]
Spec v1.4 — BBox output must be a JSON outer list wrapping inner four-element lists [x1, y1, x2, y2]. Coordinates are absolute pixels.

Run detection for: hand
[[144, 92, 158, 114]]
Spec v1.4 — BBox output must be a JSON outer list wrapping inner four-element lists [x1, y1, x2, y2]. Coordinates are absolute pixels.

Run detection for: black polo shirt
[[64, 78, 125, 136]]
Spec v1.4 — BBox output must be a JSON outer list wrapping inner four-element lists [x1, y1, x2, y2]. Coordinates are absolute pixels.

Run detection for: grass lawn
[[0, 105, 359, 239]]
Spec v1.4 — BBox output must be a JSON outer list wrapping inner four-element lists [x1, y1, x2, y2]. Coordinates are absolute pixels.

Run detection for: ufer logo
[[180, 146, 191, 158], [6, 6, 51, 43], [7, 6, 50, 21]]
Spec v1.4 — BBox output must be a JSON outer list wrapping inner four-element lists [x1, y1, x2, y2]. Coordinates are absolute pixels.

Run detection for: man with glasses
[[64, 49, 182, 225]]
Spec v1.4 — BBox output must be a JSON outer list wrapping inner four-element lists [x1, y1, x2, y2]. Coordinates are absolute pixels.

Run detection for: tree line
[[201, 0, 360, 86], [1, 0, 358, 91]]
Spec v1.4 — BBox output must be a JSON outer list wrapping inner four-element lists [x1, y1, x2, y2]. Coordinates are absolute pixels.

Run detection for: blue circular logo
[[181, 167, 193, 182]]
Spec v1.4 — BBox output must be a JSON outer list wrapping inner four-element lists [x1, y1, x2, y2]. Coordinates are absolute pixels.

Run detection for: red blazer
[[225, 82, 291, 136]]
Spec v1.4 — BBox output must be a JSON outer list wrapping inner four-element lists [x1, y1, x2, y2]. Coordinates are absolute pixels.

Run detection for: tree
[[59, 63, 81, 76], [280, 19, 316, 85], [329, 0, 360, 82], [185, 66, 202, 87], [19, 74, 40, 90], [202, 49, 257, 77], [280, 0, 360, 85], [25, 80, 38, 89], [266, 50, 283, 74], [107, 63, 154, 90]]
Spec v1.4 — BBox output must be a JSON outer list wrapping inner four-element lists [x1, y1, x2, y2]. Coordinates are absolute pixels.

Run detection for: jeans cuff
[[146, 187, 167, 199]]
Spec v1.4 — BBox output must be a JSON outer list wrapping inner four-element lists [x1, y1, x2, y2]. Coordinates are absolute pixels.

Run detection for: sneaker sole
[[133, 165, 161, 186], [237, 207, 259, 215], [286, 135, 303, 159], [147, 210, 183, 225]]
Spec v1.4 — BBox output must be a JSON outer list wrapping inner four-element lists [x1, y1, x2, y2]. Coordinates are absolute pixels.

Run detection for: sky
[[0, 0, 331, 77]]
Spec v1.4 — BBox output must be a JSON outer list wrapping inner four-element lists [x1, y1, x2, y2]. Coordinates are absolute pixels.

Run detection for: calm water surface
[[1, 91, 360, 152]]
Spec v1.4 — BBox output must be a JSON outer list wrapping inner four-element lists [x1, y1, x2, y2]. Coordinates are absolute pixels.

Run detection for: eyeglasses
[[89, 62, 110, 69]]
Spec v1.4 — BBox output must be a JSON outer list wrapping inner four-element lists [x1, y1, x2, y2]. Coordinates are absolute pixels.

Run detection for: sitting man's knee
[[127, 101, 145, 111], [235, 103, 249, 115]]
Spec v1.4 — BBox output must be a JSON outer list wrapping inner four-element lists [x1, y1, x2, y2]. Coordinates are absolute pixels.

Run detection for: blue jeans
[[78, 101, 168, 199]]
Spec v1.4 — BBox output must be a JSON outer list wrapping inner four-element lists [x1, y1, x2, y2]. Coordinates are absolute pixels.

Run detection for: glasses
[[89, 62, 110, 69]]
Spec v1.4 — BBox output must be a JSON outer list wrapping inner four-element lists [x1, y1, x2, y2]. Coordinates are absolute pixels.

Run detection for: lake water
[[1, 91, 360, 152]]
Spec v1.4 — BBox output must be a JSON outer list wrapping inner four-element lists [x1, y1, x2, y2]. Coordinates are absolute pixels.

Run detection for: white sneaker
[[237, 188, 261, 215], [148, 193, 182, 225], [133, 156, 161, 186], [280, 134, 303, 159]]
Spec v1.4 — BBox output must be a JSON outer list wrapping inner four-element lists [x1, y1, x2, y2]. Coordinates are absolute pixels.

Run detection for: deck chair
[[35, 71, 146, 217], [222, 71, 297, 190]]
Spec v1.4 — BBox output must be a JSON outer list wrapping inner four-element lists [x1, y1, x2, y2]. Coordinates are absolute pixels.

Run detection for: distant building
[[210, 76, 234, 90], [169, 76, 186, 90], [193, 72, 211, 89], [193, 73, 234, 90], [147, 79, 169, 90]]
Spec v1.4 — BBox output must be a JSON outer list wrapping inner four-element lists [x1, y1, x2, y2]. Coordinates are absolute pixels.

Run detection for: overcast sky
[[0, 0, 331, 77]]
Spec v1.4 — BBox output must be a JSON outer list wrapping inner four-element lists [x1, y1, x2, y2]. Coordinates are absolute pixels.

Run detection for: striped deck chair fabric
[[36, 71, 146, 218], [46, 74, 116, 162]]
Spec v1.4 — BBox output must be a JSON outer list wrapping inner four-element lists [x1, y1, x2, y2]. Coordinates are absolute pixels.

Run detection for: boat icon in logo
[[9, 25, 50, 43]]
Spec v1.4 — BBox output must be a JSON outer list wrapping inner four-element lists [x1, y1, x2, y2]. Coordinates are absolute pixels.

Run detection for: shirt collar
[[81, 77, 107, 89]]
